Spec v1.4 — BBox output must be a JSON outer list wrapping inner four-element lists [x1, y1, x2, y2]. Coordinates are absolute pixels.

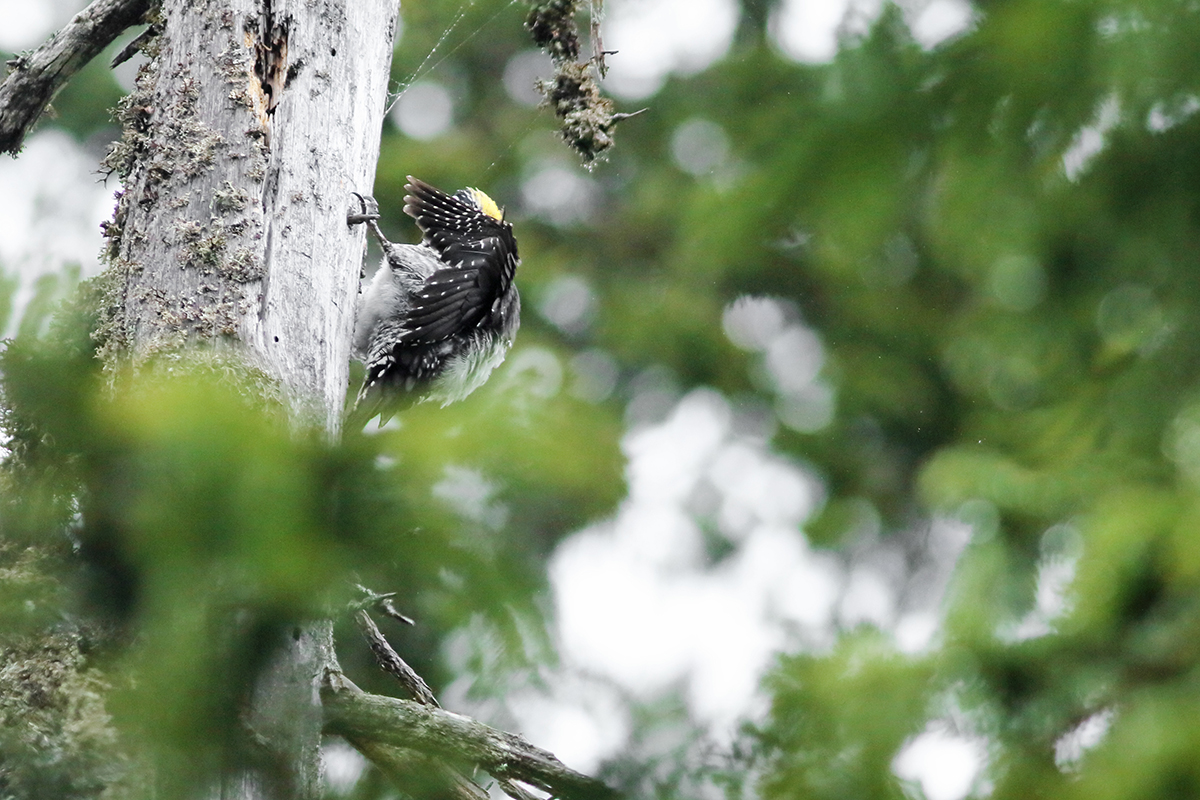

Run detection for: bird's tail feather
[[346, 384, 397, 431]]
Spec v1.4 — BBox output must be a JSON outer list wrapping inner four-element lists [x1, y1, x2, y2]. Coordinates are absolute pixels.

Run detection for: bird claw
[[347, 192, 381, 225]]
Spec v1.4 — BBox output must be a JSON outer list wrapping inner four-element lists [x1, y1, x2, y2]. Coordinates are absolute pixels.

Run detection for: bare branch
[[611, 108, 648, 123], [354, 609, 440, 707], [322, 673, 620, 800], [0, 0, 151, 155], [111, 22, 160, 68]]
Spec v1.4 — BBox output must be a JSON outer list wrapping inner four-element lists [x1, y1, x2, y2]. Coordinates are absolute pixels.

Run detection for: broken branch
[[322, 673, 620, 800], [354, 609, 440, 707], [0, 0, 152, 155]]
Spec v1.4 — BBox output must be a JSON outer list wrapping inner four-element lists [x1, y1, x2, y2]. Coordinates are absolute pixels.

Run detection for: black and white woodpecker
[[346, 176, 520, 427]]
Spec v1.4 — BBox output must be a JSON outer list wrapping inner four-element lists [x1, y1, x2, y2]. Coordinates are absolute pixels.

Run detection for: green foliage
[[0, 273, 618, 794], [760, 631, 935, 800], [719, 4, 1200, 800], [0, 629, 132, 800]]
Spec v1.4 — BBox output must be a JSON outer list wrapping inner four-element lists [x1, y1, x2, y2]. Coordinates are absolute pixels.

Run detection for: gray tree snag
[[95, 1, 397, 797], [99, 0, 395, 434]]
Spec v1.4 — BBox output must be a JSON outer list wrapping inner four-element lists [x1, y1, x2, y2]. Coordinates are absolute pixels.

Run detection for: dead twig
[[353, 609, 439, 707]]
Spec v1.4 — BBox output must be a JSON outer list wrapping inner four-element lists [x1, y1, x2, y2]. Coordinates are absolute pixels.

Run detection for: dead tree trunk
[[97, 1, 398, 796], [101, 0, 395, 433]]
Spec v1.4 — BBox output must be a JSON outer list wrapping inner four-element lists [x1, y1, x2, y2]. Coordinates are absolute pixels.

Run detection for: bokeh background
[[5, 1, 1200, 799]]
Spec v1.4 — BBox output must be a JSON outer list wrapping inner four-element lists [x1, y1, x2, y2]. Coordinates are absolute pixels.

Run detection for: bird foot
[[347, 192, 381, 225]]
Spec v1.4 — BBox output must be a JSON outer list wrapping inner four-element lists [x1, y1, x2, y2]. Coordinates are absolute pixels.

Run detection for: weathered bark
[[97, 1, 398, 797], [102, 0, 395, 433], [355, 608, 440, 707], [323, 675, 621, 800]]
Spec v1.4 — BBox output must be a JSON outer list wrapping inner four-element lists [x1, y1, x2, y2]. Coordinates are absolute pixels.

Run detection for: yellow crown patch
[[468, 187, 503, 221]]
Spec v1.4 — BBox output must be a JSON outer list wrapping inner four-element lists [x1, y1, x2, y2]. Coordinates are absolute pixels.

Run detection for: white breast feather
[[429, 332, 512, 406]]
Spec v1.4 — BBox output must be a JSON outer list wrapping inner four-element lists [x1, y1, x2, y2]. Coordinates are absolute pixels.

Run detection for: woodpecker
[[346, 176, 521, 427]]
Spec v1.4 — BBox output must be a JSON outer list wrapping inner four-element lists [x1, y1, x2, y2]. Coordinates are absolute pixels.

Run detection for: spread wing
[[400, 176, 519, 344]]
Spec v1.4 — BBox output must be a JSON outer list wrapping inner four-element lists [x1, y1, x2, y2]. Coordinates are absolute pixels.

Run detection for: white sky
[[0, 0, 121, 335], [601, 0, 975, 99], [0, 130, 116, 335], [0, 1, 59, 52], [894, 723, 987, 800], [495, 377, 976, 776]]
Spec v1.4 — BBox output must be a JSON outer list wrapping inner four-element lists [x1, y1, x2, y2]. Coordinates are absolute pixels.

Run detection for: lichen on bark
[[97, 4, 270, 370]]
